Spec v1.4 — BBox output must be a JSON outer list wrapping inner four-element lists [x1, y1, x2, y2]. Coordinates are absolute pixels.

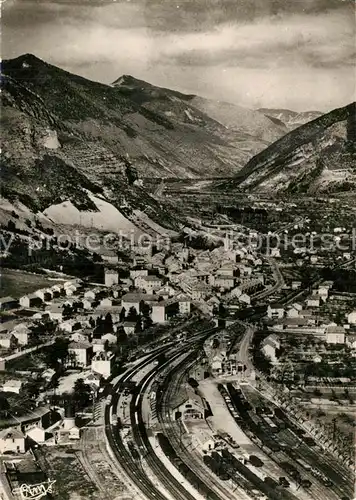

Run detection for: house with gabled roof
[[0, 296, 19, 310], [19, 294, 42, 308], [0, 427, 26, 454]]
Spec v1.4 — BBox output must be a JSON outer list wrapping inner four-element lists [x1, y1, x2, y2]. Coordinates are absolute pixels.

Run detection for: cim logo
[[13, 479, 56, 500]]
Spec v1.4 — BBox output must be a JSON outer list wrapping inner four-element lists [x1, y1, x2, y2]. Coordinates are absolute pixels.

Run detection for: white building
[[0, 428, 25, 454], [84, 290, 97, 300], [130, 269, 148, 280], [45, 304, 63, 321], [19, 294, 42, 308], [91, 351, 114, 378], [307, 295, 321, 308], [325, 326, 345, 344], [172, 389, 208, 421], [2, 379, 23, 394], [287, 305, 301, 318], [34, 289, 53, 302], [105, 269, 119, 287], [151, 304, 166, 324], [267, 304, 284, 320], [261, 334, 280, 364], [215, 276, 235, 291], [101, 333, 117, 344], [0, 333, 17, 349], [100, 297, 114, 308], [238, 293, 251, 305], [178, 296, 191, 315], [346, 334, 356, 350], [68, 341, 93, 367], [134, 275, 162, 293], [11, 323, 31, 345], [26, 425, 46, 444], [347, 311, 356, 325]]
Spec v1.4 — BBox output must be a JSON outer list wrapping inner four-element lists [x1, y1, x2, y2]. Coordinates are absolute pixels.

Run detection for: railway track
[[157, 357, 245, 500], [105, 328, 217, 500], [105, 346, 175, 500], [130, 350, 199, 500], [233, 384, 354, 500]]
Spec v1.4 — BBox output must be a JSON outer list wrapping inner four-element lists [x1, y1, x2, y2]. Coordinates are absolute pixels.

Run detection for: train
[[156, 433, 221, 500], [295, 458, 311, 471], [261, 416, 278, 433]]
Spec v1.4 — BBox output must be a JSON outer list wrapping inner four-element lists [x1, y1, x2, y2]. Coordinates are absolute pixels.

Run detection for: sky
[[2, 0, 355, 111]]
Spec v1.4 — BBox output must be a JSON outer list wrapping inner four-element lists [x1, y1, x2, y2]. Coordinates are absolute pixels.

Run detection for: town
[[0, 209, 355, 500]]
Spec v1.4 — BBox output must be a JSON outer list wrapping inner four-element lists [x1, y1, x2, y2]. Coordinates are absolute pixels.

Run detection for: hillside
[[220, 102, 356, 195], [0, 54, 290, 234], [258, 108, 323, 130]]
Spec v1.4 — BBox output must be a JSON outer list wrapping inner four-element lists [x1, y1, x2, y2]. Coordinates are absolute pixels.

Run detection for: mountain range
[[1, 53, 355, 237], [0, 53, 292, 229], [258, 108, 323, 130], [220, 102, 356, 194]]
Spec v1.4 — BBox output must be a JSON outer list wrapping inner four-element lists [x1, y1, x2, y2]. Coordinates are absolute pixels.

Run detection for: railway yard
[[98, 321, 355, 500]]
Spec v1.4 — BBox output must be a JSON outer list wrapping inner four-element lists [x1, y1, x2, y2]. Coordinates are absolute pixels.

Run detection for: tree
[[103, 312, 113, 333], [218, 303, 227, 317], [63, 304, 72, 318], [117, 327, 128, 344], [72, 378, 92, 411], [140, 301, 150, 317], [119, 307, 126, 323], [7, 220, 16, 232], [0, 395, 10, 417], [45, 338, 69, 369], [212, 338, 220, 349], [67, 351, 77, 367], [143, 316, 153, 329], [127, 307, 138, 321], [135, 318, 142, 334]]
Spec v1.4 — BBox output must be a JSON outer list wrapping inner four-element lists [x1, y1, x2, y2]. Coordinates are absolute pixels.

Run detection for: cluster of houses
[[162, 244, 267, 316], [0, 404, 83, 455], [203, 331, 256, 381], [262, 281, 356, 364]]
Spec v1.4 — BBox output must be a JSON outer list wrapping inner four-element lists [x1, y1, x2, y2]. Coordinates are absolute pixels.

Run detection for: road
[[252, 257, 285, 301]]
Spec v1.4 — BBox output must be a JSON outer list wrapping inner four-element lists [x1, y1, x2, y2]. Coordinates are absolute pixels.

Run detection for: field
[[35, 447, 99, 500], [0, 268, 56, 298]]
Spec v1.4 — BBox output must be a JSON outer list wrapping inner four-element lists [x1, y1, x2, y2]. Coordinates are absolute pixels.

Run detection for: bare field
[[0, 268, 56, 298]]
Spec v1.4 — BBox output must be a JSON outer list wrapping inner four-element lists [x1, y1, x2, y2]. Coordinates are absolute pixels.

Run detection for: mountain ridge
[[258, 107, 323, 130], [219, 102, 356, 194], [0, 53, 291, 231]]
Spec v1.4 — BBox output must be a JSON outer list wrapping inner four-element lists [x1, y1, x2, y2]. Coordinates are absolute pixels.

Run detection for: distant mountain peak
[[1, 53, 294, 229], [258, 107, 323, 130], [220, 102, 356, 195], [3, 53, 45, 68], [112, 74, 142, 87]]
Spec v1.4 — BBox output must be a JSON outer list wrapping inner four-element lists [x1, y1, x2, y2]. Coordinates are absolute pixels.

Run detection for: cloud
[[2, 0, 354, 111]]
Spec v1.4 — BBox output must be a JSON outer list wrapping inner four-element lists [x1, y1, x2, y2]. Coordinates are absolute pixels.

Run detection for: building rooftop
[[121, 293, 160, 302], [68, 341, 92, 350], [2, 379, 23, 388], [0, 296, 17, 305], [0, 427, 25, 440], [269, 303, 284, 309], [326, 325, 346, 334], [0, 333, 13, 340]]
